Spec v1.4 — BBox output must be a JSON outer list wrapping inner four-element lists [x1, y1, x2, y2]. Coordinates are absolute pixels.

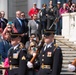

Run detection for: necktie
[[18, 19, 22, 26]]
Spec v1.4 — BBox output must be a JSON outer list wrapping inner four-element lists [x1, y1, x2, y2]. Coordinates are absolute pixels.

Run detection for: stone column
[[0, 0, 8, 19], [62, 12, 76, 43], [62, 13, 70, 39], [69, 13, 76, 43]]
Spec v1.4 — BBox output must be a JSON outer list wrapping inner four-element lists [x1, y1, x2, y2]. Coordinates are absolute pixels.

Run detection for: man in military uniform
[[37, 29, 62, 75], [8, 33, 27, 75]]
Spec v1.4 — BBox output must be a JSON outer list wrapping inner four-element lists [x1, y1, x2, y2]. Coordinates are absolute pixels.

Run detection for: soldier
[[37, 29, 62, 75], [8, 33, 27, 75], [26, 29, 62, 75]]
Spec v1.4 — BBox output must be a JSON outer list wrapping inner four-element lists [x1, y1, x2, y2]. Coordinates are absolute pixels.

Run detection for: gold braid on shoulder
[[54, 44, 58, 52]]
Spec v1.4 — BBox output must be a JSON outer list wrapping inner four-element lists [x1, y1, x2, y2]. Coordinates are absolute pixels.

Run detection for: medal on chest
[[47, 52, 52, 57]]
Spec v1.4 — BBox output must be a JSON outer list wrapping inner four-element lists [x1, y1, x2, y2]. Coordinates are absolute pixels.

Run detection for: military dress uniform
[[8, 33, 27, 75], [8, 44, 27, 75], [37, 30, 62, 75]]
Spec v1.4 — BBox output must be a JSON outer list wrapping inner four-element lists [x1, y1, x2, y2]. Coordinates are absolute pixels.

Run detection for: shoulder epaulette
[[54, 44, 58, 52], [22, 48, 27, 51]]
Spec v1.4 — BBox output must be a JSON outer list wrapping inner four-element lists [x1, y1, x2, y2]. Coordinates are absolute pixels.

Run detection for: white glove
[[68, 64, 75, 71], [27, 61, 33, 68]]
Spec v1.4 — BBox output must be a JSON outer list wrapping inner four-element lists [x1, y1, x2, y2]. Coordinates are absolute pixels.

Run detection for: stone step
[[57, 43, 76, 46], [63, 54, 76, 57], [60, 45, 76, 48], [62, 51, 76, 54], [63, 60, 73, 64], [56, 40, 74, 43], [63, 57, 76, 60], [56, 43, 74, 45], [62, 68, 68, 71], [62, 64, 68, 68], [61, 48, 73, 50], [60, 72, 76, 75], [56, 39, 69, 42]]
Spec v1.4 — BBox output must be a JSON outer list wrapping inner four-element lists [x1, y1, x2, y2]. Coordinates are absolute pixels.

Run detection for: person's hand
[[21, 33, 25, 37], [33, 53, 36, 57], [27, 61, 33, 68], [68, 64, 75, 71]]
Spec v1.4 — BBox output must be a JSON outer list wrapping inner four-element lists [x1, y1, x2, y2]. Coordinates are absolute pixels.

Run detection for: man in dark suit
[[13, 11, 24, 33], [0, 12, 6, 32], [20, 12, 29, 44], [0, 11, 8, 25], [8, 33, 27, 75], [13, 11, 29, 44]]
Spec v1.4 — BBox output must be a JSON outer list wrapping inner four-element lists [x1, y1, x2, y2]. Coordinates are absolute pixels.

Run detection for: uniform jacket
[[8, 44, 27, 75], [38, 43, 62, 75]]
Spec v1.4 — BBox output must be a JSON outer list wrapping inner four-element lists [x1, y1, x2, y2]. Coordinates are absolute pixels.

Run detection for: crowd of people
[[0, 0, 76, 75]]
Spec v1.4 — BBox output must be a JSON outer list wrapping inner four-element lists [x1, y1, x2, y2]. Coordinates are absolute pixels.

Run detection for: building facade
[[0, 0, 76, 20]]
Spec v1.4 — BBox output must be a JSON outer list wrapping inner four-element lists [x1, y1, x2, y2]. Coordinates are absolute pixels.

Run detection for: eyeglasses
[[21, 15, 25, 16]]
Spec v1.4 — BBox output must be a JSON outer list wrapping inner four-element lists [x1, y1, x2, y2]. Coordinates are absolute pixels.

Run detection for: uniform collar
[[45, 42, 53, 48], [14, 44, 19, 50]]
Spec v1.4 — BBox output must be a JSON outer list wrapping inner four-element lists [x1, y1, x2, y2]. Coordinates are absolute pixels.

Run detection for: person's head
[[49, 0, 53, 5], [16, 11, 21, 18], [71, 3, 76, 8], [42, 4, 47, 8], [4, 31, 11, 41], [6, 22, 13, 32], [67, 1, 72, 7], [0, 11, 5, 18], [33, 14, 38, 20], [21, 12, 25, 19], [57, 1, 61, 8], [30, 33, 36, 41], [28, 40, 37, 54], [44, 30, 55, 44], [63, 3, 67, 9], [68, 0, 72, 2], [11, 33, 21, 46], [33, 3, 37, 8]]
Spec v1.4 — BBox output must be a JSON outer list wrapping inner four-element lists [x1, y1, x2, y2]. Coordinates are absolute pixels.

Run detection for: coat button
[[10, 60, 11, 62], [42, 59, 44, 61], [42, 55, 44, 57]]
